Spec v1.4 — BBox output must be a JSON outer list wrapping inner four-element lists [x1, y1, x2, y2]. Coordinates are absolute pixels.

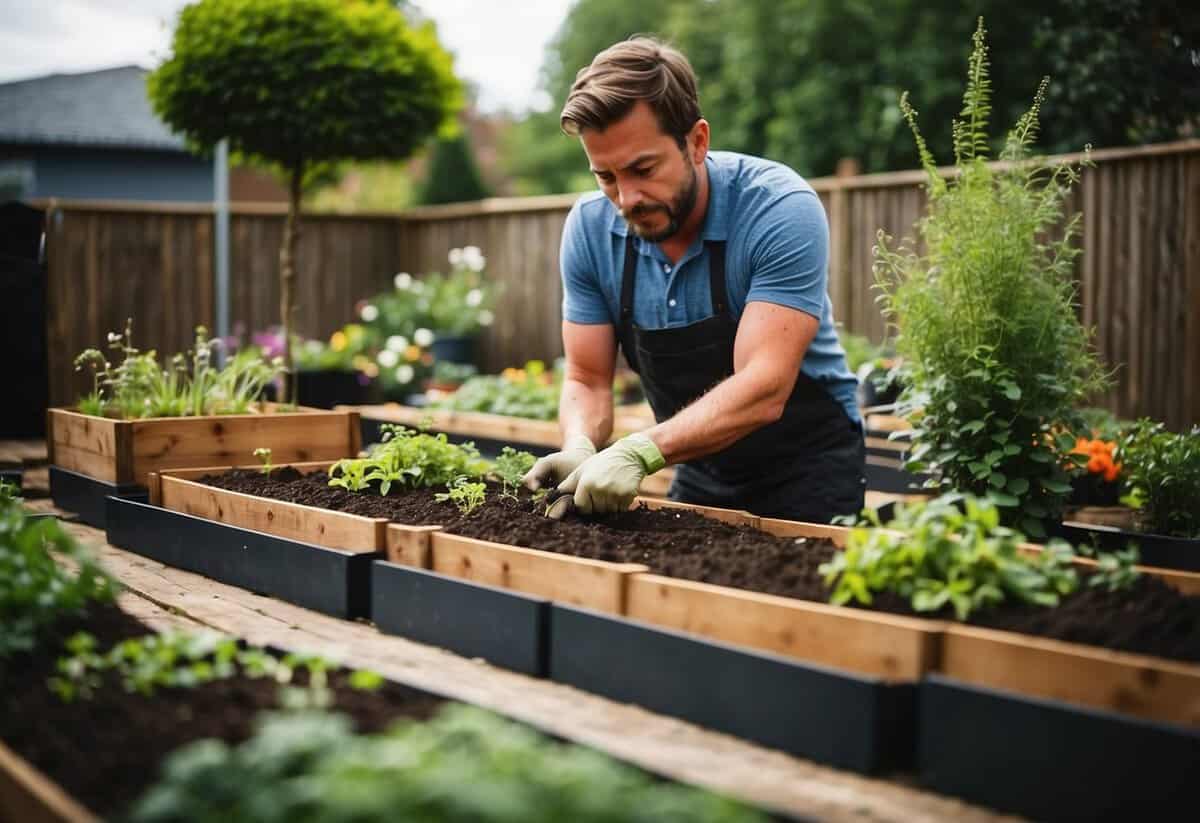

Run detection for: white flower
[[414, 328, 435, 347], [477, 310, 494, 327], [410, 280, 424, 293], [359, 304, 379, 322], [386, 335, 408, 352], [395, 365, 415, 384], [393, 272, 413, 290], [304, 340, 322, 354], [377, 349, 399, 368], [448, 247, 464, 267], [107, 332, 122, 343], [465, 288, 483, 307], [463, 245, 485, 272]]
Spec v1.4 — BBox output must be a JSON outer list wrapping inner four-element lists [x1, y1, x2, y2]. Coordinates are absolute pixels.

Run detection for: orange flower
[[1103, 461, 1121, 483]]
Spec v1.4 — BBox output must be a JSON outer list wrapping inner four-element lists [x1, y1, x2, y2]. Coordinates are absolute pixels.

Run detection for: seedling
[[253, 447, 274, 476], [435, 475, 487, 515], [328, 424, 488, 496], [493, 446, 536, 500]]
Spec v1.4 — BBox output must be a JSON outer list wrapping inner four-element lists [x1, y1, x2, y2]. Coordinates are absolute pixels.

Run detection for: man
[[523, 37, 864, 523]]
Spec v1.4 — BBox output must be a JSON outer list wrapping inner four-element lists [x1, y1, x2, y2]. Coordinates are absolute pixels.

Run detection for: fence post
[[828, 157, 859, 334]]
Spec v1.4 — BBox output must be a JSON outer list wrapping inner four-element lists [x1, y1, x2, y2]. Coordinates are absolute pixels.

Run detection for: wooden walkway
[[12, 437, 1020, 823]]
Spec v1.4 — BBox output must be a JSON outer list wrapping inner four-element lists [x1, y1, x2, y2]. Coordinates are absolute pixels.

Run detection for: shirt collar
[[608, 153, 728, 242]]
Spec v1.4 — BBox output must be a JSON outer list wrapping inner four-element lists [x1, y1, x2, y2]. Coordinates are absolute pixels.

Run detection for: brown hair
[[560, 36, 701, 147]]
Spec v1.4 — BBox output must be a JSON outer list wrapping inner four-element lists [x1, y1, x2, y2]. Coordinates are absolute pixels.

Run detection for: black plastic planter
[[50, 465, 148, 528], [296, 369, 377, 409], [372, 560, 549, 677], [548, 604, 915, 775], [919, 674, 1200, 822], [0, 468, 21, 492], [1056, 521, 1200, 572], [105, 496, 374, 618]]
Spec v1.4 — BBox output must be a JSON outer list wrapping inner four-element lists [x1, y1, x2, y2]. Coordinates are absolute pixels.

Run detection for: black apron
[[616, 234, 865, 523]]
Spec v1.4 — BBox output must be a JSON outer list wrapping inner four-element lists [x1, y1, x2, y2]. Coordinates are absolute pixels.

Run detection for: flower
[[329, 331, 348, 352], [393, 272, 413, 290], [420, 352, 434, 365], [395, 365, 415, 384], [386, 335, 408, 352], [478, 310, 494, 327], [462, 245, 486, 272], [304, 340, 323, 354], [405, 345, 422, 362], [448, 247, 464, 267], [364, 363, 379, 378], [414, 328, 435, 347], [465, 288, 483, 307], [359, 304, 379, 322], [377, 349, 399, 368]]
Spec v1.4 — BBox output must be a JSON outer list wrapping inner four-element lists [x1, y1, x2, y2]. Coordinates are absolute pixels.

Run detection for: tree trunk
[[279, 164, 303, 405]]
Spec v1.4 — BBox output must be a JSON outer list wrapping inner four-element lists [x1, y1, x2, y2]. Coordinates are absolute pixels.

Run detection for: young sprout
[[253, 447, 274, 476]]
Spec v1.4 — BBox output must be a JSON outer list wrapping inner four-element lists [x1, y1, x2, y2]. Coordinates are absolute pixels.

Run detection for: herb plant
[[434, 476, 487, 514], [329, 424, 488, 496], [431, 360, 561, 420], [1116, 420, 1200, 538], [74, 320, 284, 419], [822, 494, 1086, 621], [492, 446, 536, 500], [0, 487, 116, 661], [128, 704, 765, 823], [873, 20, 1108, 537]]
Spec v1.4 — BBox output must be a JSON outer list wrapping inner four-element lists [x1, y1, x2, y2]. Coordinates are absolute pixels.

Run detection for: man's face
[[580, 101, 701, 243]]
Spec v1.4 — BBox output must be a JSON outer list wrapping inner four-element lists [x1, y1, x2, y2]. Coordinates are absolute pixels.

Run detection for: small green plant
[[253, 447, 274, 476], [74, 320, 284, 419], [127, 704, 765, 823], [873, 20, 1109, 538], [822, 494, 1090, 621], [328, 424, 488, 496], [1116, 420, 1200, 538], [431, 360, 562, 420], [0, 490, 116, 662], [48, 629, 383, 709], [435, 475, 487, 515], [492, 446, 536, 500]]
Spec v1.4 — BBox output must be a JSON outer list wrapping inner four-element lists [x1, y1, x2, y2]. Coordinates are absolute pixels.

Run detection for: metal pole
[[214, 139, 230, 356]]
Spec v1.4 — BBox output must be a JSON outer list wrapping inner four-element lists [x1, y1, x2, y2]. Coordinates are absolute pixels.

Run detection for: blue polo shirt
[[560, 150, 860, 422]]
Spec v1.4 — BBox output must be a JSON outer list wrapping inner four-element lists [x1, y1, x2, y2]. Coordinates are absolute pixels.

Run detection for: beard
[[621, 160, 699, 243]]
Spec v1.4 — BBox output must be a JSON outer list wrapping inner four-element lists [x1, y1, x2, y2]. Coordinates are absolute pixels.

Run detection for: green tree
[[418, 132, 491, 205], [148, 0, 460, 400]]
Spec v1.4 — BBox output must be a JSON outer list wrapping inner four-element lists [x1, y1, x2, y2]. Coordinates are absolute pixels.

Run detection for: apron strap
[[708, 240, 728, 315], [619, 233, 637, 336], [619, 234, 731, 335]]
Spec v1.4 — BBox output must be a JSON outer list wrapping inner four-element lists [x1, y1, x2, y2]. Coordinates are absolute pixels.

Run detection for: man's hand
[[554, 434, 665, 517], [522, 434, 597, 491]]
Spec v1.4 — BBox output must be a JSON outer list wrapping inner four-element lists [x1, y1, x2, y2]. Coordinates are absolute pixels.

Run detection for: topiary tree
[[148, 0, 461, 401], [417, 131, 491, 205]]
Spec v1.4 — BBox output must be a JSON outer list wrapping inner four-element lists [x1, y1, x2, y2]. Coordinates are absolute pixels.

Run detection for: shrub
[[874, 19, 1108, 537], [1117, 420, 1200, 538]]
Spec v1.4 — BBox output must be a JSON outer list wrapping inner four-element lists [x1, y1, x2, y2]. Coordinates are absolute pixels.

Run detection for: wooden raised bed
[[48, 405, 360, 487], [0, 740, 94, 823]]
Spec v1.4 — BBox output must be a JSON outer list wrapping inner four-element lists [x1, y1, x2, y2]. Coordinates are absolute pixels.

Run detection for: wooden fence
[[37, 139, 1200, 430]]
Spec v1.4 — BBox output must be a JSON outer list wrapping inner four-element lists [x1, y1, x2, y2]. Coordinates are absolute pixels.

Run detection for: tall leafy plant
[[874, 19, 1108, 537]]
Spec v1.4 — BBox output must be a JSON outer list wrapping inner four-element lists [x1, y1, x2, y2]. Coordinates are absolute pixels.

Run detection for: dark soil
[[202, 468, 1200, 664], [0, 602, 443, 817]]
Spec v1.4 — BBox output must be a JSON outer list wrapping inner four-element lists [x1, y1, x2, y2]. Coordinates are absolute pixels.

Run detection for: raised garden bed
[[1056, 518, 1200, 573], [47, 405, 361, 527]]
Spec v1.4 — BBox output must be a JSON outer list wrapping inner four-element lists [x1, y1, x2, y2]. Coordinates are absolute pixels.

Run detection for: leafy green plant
[[434, 476, 488, 515], [492, 447, 536, 500], [253, 448, 274, 476], [0, 488, 116, 662], [74, 321, 284, 419], [48, 630, 383, 710], [822, 494, 1085, 620], [1116, 420, 1200, 538], [873, 20, 1109, 537], [128, 703, 765, 823], [431, 360, 562, 420], [329, 424, 488, 496]]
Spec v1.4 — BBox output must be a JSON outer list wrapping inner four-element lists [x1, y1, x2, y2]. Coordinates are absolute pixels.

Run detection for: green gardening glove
[[554, 433, 666, 517]]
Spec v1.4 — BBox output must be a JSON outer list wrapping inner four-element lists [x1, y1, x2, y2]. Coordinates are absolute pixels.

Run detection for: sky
[[0, 0, 572, 114]]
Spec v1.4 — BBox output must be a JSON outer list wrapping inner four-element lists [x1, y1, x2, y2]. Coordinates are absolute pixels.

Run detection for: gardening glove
[[522, 434, 597, 491], [554, 433, 666, 517]]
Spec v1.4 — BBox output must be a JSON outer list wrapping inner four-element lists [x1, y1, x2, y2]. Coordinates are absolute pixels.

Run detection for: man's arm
[[559, 320, 618, 447], [645, 301, 817, 464]]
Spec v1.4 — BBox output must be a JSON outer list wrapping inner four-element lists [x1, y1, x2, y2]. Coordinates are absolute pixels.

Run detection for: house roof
[[0, 65, 187, 152]]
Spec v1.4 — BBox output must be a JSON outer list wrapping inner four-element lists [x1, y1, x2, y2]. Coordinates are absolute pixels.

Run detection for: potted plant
[[874, 19, 1109, 538], [49, 320, 360, 527], [424, 360, 478, 395]]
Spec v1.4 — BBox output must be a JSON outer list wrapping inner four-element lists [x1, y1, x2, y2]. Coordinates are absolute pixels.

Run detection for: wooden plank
[[626, 573, 943, 681], [158, 473, 384, 553], [758, 517, 852, 546], [430, 532, 648, 614], [352, 404, 564, 448], [634, 496, 758, 527], [47, 442, 118, 484], [385, 523, 441, 568], [940, 624, 1200, 728], [47, 409, 119, 460], [0, 740, 98, 823]]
